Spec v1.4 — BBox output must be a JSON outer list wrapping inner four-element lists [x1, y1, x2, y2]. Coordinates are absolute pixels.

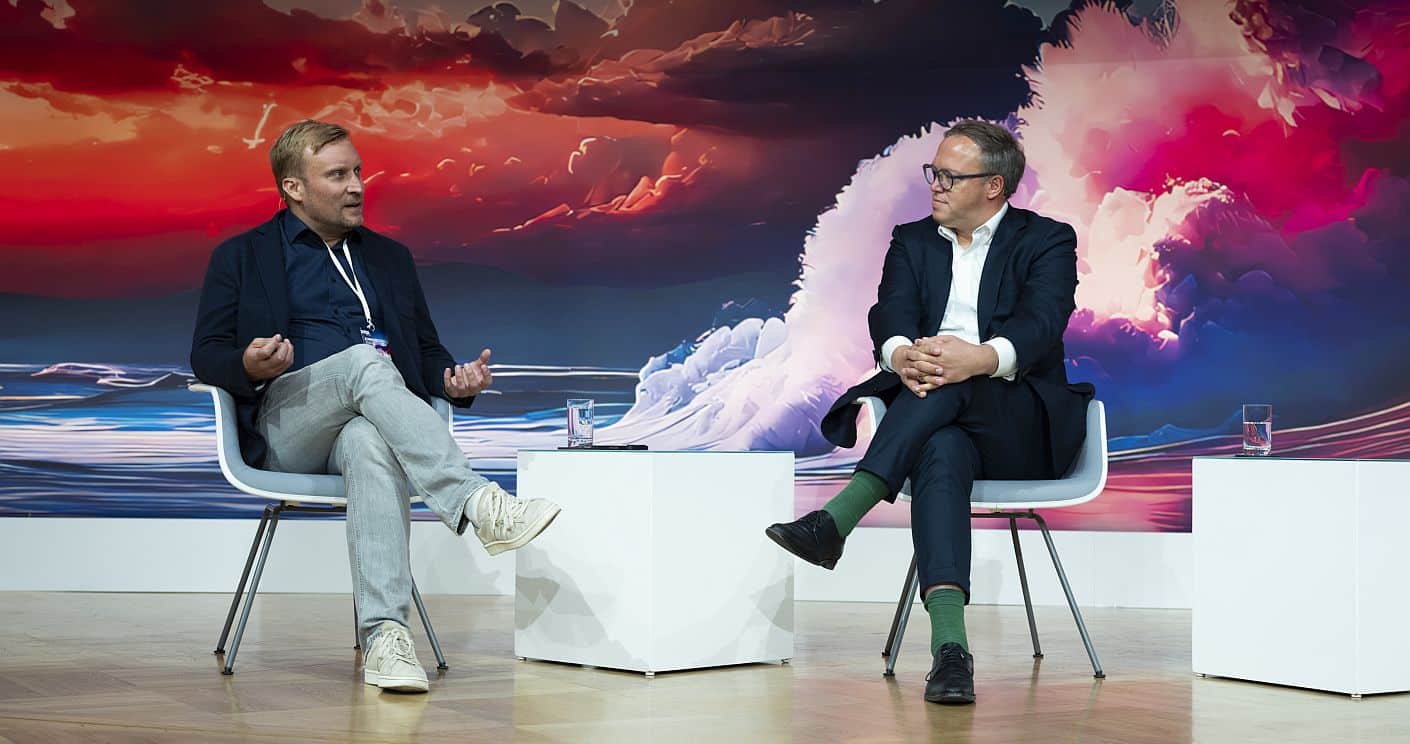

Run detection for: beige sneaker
[[363, 621, 429, 693], [473, 483, 561, 556]]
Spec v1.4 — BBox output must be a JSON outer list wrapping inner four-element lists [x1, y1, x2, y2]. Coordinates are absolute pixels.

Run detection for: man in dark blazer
[[766, 121, 1094, 705], [191, 120, 560, 693]]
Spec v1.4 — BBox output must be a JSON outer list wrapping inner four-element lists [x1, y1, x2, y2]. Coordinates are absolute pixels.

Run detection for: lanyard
[[325, 240, 374, 330]]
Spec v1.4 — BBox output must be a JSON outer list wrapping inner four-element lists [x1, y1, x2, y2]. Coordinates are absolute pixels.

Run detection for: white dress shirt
[[879, 202, 1018, 380]]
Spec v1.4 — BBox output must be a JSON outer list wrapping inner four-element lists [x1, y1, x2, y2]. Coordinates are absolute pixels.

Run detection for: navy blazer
[[190, 213, 472, 468], [820, 206, 1095, 477]]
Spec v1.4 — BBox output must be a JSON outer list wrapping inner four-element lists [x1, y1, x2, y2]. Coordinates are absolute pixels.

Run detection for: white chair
[[191, 383, 450, 675], [856, 396, 1108, 678]]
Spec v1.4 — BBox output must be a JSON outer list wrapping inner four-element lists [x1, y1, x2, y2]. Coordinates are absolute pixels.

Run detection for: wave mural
[[3, 0, 1408, 530]]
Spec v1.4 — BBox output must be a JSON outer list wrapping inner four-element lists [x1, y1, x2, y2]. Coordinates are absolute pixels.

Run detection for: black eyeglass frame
[[923, 163, 998, 191]]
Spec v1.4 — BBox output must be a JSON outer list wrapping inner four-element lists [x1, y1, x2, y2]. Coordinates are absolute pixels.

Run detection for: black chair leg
[[1033, 512, 1104, 678], [222, 504, 283, 675], [216, 505, 272, 654], [882, 554, 920, 677], [1010, 516, 1043, 659], [412, 580, 448, 670], [882, 553, 919, 659]]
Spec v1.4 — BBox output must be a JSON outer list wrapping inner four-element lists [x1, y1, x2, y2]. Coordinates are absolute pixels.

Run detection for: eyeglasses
[[923, 164, 997, 191]]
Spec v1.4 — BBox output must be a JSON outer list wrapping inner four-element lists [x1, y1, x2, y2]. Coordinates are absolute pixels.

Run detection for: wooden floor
[[1, 593, 1406, 743]]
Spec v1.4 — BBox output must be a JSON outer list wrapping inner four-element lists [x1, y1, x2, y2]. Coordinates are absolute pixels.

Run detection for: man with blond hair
[[191, 120, 560, 693]]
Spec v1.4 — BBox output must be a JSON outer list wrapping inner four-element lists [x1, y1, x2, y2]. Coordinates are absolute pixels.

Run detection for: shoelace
[[925, 646, 969, 681], [382, 629, 417, 666], [484, 491, 529, 536]]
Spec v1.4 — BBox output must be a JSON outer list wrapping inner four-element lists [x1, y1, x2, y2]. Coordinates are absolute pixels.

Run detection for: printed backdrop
[[3, 0, 1408, 530]]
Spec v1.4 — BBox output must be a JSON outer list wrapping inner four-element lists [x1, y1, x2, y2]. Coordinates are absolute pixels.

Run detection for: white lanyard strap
[[326, 241, 374, 330]]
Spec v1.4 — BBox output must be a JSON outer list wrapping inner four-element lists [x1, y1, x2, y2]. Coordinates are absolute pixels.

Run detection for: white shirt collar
[[937, 201, 1009, 247]]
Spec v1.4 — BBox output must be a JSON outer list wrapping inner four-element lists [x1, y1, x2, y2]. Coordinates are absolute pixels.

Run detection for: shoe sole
[[364, 669, 429, 693], [924, 690, 975, 705], [483, 505, 562, 556], [764, 525, 838, 570]]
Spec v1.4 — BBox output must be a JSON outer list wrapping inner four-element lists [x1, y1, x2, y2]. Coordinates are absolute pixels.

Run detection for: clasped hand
[[889, 335, 997, 398]]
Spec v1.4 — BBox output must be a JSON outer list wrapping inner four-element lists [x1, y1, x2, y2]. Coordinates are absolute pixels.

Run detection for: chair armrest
[[189, 382, 247, 478], [855, 396, 887, 439], [432, 397, 453, 430]]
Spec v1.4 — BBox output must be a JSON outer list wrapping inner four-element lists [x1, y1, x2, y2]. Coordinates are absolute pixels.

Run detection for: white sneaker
[[363, 621, 429, 693], [473, 483, 561, 556]]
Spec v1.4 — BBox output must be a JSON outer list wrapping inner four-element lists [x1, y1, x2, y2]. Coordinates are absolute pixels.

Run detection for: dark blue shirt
[[279, 210, 382, 373]]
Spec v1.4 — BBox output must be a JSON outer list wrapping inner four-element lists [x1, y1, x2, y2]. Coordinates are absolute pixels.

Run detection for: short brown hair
[[269, 120, 350, 203], [943, 120, 1025, 199]]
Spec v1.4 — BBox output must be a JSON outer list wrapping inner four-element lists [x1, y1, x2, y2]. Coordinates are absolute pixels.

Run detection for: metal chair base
[[881, 509, 1104, 679], [214, 502, 449, 674]]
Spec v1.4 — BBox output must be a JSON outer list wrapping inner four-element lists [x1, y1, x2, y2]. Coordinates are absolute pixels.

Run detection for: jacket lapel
[[252, 218, 290, 333], [977, 207, 1026, 336], [924, 224, 953, 332]]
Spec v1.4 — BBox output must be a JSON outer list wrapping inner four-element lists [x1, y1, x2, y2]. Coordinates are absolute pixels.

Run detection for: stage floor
[[1, 593, 1405, 743]]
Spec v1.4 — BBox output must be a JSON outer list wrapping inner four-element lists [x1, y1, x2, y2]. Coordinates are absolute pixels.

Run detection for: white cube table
[[1193, 456, 1410, 697], [514, 449, 795, 675]]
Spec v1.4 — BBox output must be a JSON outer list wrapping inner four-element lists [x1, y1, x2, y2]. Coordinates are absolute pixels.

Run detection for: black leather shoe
[[924, 642, 975, 705], [764, 510, 845, 570]]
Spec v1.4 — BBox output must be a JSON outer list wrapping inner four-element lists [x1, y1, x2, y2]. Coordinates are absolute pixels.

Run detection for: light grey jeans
[[256, 344, 489, 643]]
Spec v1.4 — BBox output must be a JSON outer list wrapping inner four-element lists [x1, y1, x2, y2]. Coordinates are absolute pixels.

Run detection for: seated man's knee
[[345, 343, 386, 367], [344, 344, 404, 389]]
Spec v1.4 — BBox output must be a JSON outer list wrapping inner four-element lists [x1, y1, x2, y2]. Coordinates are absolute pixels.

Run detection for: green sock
[[821, 471, 889, 537], [924, 588, 969, 655]]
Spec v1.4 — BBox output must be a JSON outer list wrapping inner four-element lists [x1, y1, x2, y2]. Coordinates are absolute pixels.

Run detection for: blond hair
[[269, 120, 350, 203]]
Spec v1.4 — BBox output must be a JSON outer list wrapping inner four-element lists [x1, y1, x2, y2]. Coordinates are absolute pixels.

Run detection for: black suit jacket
[[819, 206, 1095, 477], [190, 213, 473, 468]]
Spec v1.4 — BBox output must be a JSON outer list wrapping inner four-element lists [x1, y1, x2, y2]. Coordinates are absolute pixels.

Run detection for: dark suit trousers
[[857, 376, 1053, 600]]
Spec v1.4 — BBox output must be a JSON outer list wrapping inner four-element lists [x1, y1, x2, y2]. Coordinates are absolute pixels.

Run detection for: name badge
[[360, 327, 391, 358]]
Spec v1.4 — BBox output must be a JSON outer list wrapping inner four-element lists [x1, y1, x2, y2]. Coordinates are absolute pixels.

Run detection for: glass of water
[[567, 398, 594, 448], [1242, 404, 1272, 456]]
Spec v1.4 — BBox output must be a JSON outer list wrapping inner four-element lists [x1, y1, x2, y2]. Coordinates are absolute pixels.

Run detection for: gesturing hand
[[444, 348, 493, 399], [243, 334, 294, 381]]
